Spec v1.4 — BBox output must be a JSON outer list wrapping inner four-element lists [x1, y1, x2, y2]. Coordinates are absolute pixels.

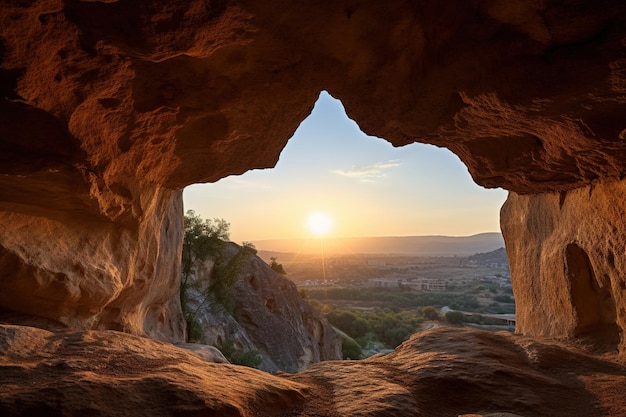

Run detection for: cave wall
[[0, 185, 185, 341], [502, 181, 625, 351], [1, 0, 626, 346]]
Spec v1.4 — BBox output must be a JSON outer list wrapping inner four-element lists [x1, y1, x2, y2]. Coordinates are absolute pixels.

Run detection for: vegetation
[[338, 331, 363, 360], [305, 287, 481, 311], [306, 283, 515, 352], [493, 294, 515, 304], [269, 257, 287, 274], [219, 342, 263, 368], [445, 310, 466, 325], [421, 306, 441, 321], [180, 210, 256, 342], [308, 301, 424, 349]]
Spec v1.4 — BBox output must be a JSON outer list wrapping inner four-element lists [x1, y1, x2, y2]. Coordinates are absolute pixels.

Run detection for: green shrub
[[219, 342, 263, 368], [421, 306, 441, 321], [445, 311, 466, 325], [493, 294, 515, 303], [187, 318, 206, 343], [340, 334, 363, 360]]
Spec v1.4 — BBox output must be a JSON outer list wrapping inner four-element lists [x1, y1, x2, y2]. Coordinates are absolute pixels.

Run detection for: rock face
[[0, 187, 186, 342], [502, 180, 626, 352], [2, 325, 626, 417], [1, 0, 626, 376], [187, 244, 341, 372]]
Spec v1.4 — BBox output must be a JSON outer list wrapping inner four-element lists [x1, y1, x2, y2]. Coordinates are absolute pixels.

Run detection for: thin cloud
[[332, 159, 402, 182]]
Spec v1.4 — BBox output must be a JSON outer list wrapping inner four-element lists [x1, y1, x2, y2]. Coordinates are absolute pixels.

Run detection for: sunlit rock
[[502, 180, 626, 352], [0, 187, 185, 342], [4, 326, 620, 416]]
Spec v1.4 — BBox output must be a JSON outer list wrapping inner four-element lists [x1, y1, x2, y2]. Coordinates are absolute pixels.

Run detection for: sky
[[183, 91, 508, 243]]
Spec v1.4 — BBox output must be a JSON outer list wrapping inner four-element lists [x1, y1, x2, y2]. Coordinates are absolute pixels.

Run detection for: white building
[[408, 277, 446, 292], [367, 278, 406, 288]]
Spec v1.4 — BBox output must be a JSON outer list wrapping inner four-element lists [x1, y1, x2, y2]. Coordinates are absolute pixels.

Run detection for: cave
[[2, 1, 626, 415]]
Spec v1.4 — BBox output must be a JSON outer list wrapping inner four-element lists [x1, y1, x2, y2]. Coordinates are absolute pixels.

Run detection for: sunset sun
[[307, 212, 333, 236]]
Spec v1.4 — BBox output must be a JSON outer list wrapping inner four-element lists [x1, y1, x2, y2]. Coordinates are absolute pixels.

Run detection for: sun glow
[[307, 212, 333, 236]]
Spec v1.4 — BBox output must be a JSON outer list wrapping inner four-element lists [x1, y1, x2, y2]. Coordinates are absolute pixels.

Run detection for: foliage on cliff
[[180, 210, 256, 341]]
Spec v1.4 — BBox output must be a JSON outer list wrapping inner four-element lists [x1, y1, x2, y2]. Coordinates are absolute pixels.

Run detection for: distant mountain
[[251, 232, 504, 256]]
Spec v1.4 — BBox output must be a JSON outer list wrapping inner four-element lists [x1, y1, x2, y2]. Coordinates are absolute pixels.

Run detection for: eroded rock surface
[[187, 243, 341, 372], [0, 187, 186, 342], [502, 179, 626, 353], [2, 325, 625, 417]]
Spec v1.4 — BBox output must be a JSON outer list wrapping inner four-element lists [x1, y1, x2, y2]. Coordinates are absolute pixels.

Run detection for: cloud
[[331, 159, 402, 182]]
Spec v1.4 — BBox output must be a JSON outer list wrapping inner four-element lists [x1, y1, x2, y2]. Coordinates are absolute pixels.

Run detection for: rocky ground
[[1, 325, 624, 417]]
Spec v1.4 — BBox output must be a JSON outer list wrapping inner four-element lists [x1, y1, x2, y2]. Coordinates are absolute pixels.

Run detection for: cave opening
[[184, 91, 508, 245], [566, 243, 620, 349], [181, 91, 513, 358]]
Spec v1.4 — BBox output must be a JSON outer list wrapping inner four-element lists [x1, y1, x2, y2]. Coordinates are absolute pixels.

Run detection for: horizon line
[[245, 231, 503, 243]]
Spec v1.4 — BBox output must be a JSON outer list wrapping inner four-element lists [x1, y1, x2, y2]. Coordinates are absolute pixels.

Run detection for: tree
[[180, 211, 230, 340], [181, 210, 229, 294], [382, 326, 412, 348], [269, 257, 286, 274], [421, 306, 441, 321], [179, 211, 256, 341], [351, 318, 370, 338], [445, 311, 466, 325]]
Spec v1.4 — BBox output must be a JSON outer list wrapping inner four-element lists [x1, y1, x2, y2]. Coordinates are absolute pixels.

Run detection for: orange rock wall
[[0, 186, 185, 341], [1, 0, 626, 345], [502, 181, 626, 351]]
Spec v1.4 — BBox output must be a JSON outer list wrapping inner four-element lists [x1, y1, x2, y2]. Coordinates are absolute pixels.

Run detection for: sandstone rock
[[0, 324, 309, 417], [501, 180, 626, 353], [5, 326, 618, 416], [186, 243, 341, 372], [0, 187, 186, 342], [459, 414, 525, 417]]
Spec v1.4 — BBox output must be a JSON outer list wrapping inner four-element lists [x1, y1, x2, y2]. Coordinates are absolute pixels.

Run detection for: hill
[[252, 232, 504, 256], [467, 247, 509, 267]]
